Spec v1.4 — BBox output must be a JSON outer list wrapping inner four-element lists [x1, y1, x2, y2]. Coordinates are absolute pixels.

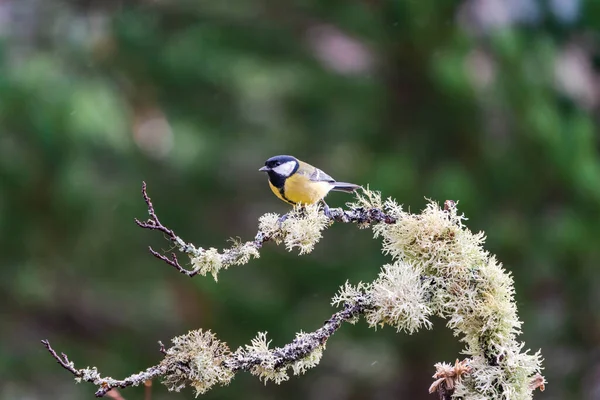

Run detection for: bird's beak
[[258, 166, 268, 172]]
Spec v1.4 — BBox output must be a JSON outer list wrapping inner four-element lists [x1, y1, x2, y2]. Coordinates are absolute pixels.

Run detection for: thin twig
[[134, 182, 201, 276], [134, 182, 178, 238], [41, 339, 83, 378], [158, 341, 166, 355], [41, 339, 167, 397]]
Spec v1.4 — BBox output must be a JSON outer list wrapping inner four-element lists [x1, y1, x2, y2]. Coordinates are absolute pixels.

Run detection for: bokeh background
[[1, 0, 598, 399]]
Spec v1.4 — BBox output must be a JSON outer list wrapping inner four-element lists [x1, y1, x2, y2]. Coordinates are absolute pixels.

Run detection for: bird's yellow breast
[[269, 173, 332, 205]]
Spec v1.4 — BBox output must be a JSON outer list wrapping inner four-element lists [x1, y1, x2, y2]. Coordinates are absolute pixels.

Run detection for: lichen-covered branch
[[134, 182, 395, 280], [226, 293, 372, 374], [41, 294, 373, 397], [44, 184, 546, 399]]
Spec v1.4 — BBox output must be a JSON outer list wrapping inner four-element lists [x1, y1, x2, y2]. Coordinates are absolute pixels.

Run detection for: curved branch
[[42, 295, 372, 397]]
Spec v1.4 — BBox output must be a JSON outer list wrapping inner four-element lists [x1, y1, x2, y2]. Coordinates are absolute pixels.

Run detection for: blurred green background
[[1, 0, 598, 399]]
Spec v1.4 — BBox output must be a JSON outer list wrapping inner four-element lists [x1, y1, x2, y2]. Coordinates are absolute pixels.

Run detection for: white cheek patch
[[273, 161, 296, 177]]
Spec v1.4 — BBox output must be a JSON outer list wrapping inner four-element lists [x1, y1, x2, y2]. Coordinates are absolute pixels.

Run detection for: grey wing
[[309, 168, 336, 183]]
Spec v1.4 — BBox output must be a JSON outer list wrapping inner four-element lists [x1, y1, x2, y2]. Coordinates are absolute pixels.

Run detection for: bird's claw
[[323, 204, 332, 219], [278, 213, 289, 228]]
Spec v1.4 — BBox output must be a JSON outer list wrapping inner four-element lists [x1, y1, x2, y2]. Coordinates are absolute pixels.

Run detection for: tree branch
[[134, 182, 396, 279], [42, 295, 373, 397], [41, 340, 167, 397], [44, 184, 546, 398], [226, 294, 372, 372]]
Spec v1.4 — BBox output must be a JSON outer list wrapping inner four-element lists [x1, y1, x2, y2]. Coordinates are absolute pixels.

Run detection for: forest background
[[0, 0, 597, 399]]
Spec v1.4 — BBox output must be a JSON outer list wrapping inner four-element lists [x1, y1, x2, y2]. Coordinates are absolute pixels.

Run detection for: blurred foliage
[[1, 0, 598, 399]]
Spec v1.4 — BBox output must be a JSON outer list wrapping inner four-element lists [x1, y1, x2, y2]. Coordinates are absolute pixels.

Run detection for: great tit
[[259, 155, 361, 206]]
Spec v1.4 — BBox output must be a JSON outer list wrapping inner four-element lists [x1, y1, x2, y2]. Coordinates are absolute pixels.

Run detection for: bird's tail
[[331, 182, 361, 193]]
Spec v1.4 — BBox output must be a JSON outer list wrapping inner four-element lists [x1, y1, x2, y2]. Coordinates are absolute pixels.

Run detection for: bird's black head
[[259, 155, 299, 187]]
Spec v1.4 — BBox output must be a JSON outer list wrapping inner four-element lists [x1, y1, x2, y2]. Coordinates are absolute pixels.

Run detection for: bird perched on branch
[[259, 155, 361, 211]]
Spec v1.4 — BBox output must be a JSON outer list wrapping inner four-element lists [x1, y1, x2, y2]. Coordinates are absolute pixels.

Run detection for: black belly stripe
[[279, 186, 296, 205]]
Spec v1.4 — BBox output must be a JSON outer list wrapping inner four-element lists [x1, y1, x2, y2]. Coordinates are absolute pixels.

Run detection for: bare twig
[[134, 182, 177, 239], [147, 248, 196, 277], [134, 182, 202, 277], [41, 339, 82, 378]]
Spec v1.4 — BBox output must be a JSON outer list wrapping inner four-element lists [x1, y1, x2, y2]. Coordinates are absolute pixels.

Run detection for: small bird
[[259, 155, 361, 208]]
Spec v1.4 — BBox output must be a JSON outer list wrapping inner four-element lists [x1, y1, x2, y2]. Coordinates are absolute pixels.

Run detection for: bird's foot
[[277, 213, 289, 228], [323, 204, 332, 219]]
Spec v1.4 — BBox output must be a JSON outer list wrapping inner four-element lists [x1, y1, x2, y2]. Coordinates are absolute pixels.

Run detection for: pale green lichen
[[224, 238, 261, 266], [343, 188, 544, 399], [258, 212, 285, 244], [232, 331, 325, 385], [240, 332, 289, 384], [186, 236, 261, 282], [331, 280, 371, 307], [186, 204, 328, 281], [257, 204, 330, 255], [190, 248, 223, 281], [280, 204, 330, 255], [160, 329, 233, 396], [50, 186, 546, 398], [350, 185, 384, 210], [290, 331, 325, 376], [176, 189, 543, 398], [365, 261, 433, 334], [291, 348, 323, 375], [331, 281, 371, 324]]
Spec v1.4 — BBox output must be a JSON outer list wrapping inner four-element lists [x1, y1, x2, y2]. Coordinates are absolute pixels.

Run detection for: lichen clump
[[259, 203, 329, 255], [160, 329, 233, 396], [365, 261, 433, 334]]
